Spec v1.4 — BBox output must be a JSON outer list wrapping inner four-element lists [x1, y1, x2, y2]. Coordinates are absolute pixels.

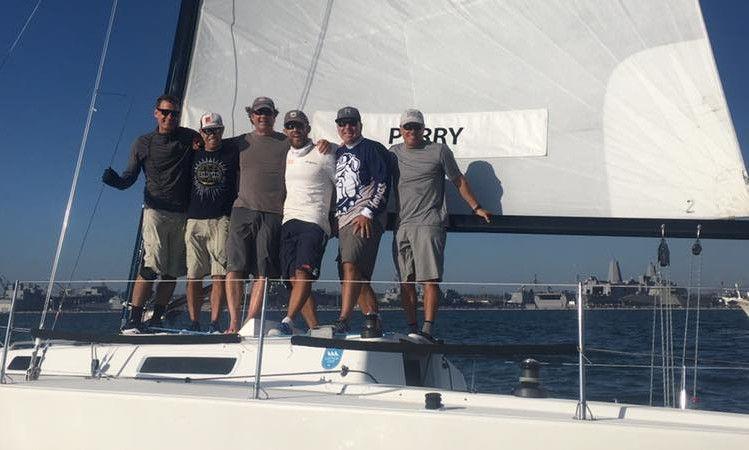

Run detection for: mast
[[124, 0, 202, 304]]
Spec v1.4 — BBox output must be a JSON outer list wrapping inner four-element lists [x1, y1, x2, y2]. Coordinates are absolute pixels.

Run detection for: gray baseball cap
[[400, 109, 424, 127], [336, 106, 361, 123], [245, 96, 277, 114], [284, 110, 309, 127]]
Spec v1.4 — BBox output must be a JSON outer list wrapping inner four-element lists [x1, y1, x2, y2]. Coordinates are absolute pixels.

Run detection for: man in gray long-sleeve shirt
[[102, 94, 199, 333]]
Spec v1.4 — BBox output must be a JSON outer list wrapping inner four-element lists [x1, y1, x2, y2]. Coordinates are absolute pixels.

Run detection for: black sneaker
[[361, 313, 382, 338], [332, 318, 350, 335], [143, 316, 164, 331], [187, 321, 201, 332], [407, 331, 441, 344], [207, 321, 222, 334], [121, 319, 144, 335]]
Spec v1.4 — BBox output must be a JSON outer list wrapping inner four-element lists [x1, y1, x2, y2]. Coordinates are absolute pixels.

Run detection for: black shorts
[[280, 219, 327, 283], [226, 207, 282, 277]]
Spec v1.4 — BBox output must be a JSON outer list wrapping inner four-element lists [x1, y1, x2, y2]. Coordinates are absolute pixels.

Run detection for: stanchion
[[253, 278, 270, 399], [1, 281, 19, 383], [575, 281, 592, 420]]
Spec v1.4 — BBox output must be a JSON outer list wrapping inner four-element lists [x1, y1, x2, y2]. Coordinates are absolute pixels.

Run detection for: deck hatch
[[139, 357, 236, 375]]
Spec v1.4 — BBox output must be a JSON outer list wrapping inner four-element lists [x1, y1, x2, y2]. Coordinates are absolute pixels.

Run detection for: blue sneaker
[[267, 321, 293, 337]]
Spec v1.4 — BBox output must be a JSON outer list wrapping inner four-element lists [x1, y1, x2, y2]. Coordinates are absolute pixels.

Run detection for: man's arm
[[102, 139, 143, 190], [360, 145, 389, 219], [452, 175, 491, 223], [440, 144, 491, 223], [352, 145, 389, 238]]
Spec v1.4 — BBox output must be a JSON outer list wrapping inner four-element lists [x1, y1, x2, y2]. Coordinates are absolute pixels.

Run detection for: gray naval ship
[[0, 277, 121, 313], [0, 278, 45, 313], [581, 260, 691, 308]]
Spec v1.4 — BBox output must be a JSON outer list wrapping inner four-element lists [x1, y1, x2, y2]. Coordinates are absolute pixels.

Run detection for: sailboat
[[2, 0, 749, 448]]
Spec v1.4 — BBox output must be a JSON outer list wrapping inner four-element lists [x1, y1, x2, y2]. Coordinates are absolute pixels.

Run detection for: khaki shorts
[[185, 216, 230, 278], [337, 219, 383, 281], [392, 224, 446, 282], [142, 208, 187, 278]]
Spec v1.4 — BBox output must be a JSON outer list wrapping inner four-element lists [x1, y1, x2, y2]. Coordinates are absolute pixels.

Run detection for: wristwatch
[[472, 204, 482, 213]]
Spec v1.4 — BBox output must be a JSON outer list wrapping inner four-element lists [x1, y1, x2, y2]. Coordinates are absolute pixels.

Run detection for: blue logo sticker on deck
[[321, 348, 343, 369]]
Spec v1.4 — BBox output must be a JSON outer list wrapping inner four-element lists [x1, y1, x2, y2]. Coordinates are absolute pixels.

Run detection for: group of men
[[103, 94, 490, 341]]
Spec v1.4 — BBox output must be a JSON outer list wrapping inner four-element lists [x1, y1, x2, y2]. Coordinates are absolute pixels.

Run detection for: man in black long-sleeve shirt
[[102, 94, 199, 332]]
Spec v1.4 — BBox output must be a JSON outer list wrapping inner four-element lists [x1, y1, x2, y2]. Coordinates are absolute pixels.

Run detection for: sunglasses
[[284, 122, 306, 130], [336, 119, 359, 127], [402, 123, 423, 131], [201, 127, 224, 135], [157, 108, 180, 117], [252, 108, 274, 116]]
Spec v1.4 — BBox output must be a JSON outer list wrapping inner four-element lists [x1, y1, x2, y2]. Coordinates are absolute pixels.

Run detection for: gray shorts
[[392, 225, 446, 282], [141, 208, 187, 278], [226, 207, 281, 277], [337, 219, 383, 281]]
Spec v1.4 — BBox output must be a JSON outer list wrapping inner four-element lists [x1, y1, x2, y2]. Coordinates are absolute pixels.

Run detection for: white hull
[[2, 333, 748, 449], [2, 377, 748, 450]]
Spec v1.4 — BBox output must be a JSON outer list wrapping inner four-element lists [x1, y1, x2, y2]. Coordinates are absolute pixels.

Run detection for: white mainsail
[[181, 0, 749, 220]]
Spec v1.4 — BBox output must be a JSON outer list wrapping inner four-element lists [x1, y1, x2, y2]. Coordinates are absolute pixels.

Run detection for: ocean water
[[3, 309, 748, 414]]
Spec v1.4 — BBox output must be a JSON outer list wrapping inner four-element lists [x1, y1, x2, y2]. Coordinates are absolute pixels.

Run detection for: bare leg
[[358, 284, 379, 315], [287, 271, 313, 321], [154, 276, 176, 306], [209, 275, 225, 323], [225, 271, 244, 333], [340, 263, 362, 321], [422, 280, 440, 323], [300, 295, 318, 328], [130, 275, 154, 307], [246, 276, 266, 320], [401, 275, 418, 325], [186, 279, 203, 322]]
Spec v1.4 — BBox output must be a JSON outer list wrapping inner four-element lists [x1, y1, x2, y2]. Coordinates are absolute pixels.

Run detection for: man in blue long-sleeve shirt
[[333, 106, 389, 335], [102, 94, 199, 332]]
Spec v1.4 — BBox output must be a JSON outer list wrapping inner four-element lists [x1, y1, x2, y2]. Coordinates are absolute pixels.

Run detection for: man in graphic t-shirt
[[184, 112, 237, 333], [102, 94, 199, 333], [268, 110, 336, 336], [332, 106, 389, 335], [389, 109, 491, 342]]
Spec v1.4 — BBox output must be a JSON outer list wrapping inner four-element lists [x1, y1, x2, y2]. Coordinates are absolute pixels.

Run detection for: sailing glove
[[102, 167, 123, 188]]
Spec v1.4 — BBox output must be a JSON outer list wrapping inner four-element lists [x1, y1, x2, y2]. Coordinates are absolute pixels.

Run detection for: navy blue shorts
[[280, 219, 327, 282]]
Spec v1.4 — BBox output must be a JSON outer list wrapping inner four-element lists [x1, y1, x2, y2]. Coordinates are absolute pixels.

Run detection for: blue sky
[[0, 0, 748, 292]]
